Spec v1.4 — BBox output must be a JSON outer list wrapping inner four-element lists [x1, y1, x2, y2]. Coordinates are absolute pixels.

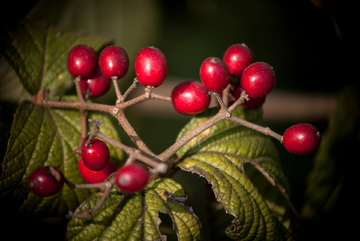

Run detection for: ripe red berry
[[78, 158, 117, 184], [134, 46, 167, 87], [115, 163, 149, 193], [28, 166, 65, 197], [172, 81, 210, 115], [67, 44, 97, 79], [240, 62, 276, 99], [231, 83, 266, 109], [80, 68, 111, 98], [283, 123, 321, 155], [81, 138, 110, 171], [99, 45, 129, 79], [223, 44, 254, 79], [200, 57, 230, 92]]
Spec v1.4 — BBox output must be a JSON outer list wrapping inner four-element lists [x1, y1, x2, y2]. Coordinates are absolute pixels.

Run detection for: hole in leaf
[[159, 212, 177, 241]]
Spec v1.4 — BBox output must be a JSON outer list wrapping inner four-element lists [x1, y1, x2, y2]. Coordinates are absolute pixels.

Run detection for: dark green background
[[1, 0, 358, 240]]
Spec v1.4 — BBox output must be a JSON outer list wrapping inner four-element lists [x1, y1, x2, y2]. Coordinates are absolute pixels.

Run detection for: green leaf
[[175, 107, 296, 240], [0, 99, 123, 217], [67, 178, 201, 241], [0, 19, 113, 97], [301, 86, 360, 220]]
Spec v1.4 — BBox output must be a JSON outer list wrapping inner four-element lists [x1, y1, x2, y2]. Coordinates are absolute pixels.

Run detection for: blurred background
[[1, 0, 358, 240]]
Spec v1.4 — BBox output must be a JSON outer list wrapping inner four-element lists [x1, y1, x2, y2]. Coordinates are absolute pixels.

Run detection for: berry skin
[[283, 123, 321, 155], [134, 46, 167, 87], [231, 83, 266, 109], [223, 44, 254, 79], [115, 163, 149, 193], [81, 138, 110, 171], [172, 81, 210, 115], [200, 57, 230, 92], [80, 68, 111, 98], [28, 166, 65, 197], [78, 158, 117, 184], [99, 45, 129, 79], [67, 44, 97, 78], [240, 62, 276, 99]]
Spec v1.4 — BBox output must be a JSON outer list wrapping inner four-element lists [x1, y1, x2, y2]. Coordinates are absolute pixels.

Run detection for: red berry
[[81, 138, 110, 171], [67, 44, 97, 78], [223, 44, 254, 79], [283, 123, 321, 155], [134, 46, 167, 87], [28, 166, 65, 197], [231, 83, 266, 109], [80, 68, 111, 98], [171, 81, 210, 115], [200, 57, 230, 92], [78, 158, 117, 184], [99, 45, 129, 79], [115, 163, 149, 193], [240, 62, 276, 98]]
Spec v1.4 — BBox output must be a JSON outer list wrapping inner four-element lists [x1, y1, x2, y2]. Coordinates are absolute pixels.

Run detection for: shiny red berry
[[200, 57, 230, 92], [231, 83, 266, 109], [81, 138, 110, 171], [80, 68, 111, 98], [99, 45, 129, 79], [115, 163, 149, 193], [28, 166, 65, 197], [283, 123, 321, 155], [223, 43, 253, 79], [172, 81, 210, 115], [78, 158, 117, 184], [135, 46, 167, 87], [240, 62, 276, 98], [67, 44, 97, 78]]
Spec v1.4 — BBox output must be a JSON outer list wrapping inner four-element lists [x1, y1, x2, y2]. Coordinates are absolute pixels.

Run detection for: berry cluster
[[29, 43, 321, 219]]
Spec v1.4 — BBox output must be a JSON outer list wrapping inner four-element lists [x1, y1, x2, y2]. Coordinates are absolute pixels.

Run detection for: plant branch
[[228, 115, 283, 142], [96, 132, 167, 173], [158, 110, 227, 162]]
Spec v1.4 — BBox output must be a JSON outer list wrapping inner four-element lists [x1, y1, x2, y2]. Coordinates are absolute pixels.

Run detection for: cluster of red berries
[[28, 138, 149, 197], [28, 43, 321, 198], [67, 44, 167, 98], [78, 138, 149, 192]]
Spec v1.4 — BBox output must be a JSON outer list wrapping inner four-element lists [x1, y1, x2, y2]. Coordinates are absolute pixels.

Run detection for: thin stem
[[43, 100, 114, 113], [112, 76, 123, 103], [115, 110, 154, 155], [66, 181, 114, 219], [74, 109, 88, 153], [228, 115, 283, 142], [96, 132, 167, 173], [213, 92, 231, 117], [74, 76, 85, 102], [228, 90, 249, 112], [151, 93, 172, 102], [158, 111, 227, 162], [122, 78, 139, 101], [222, 85, 231, 108]]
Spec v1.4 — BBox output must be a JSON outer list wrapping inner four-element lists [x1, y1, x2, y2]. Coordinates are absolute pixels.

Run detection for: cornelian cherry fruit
[[80, 68, 111, 98], [223, 43, 253, 79], [283, 123, 321, 155], [115, 163, 149, 193], [240, 62, 276, 98], [99, 45, 129, 79], [172, 81, 210, 115], [67, 44, 97, 79], [200, 57, 230, 92], [28, 166, 65, 197], [81, 138, 110, 171], [135, 46, 167, 87], [78, 158, 117, 184]]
